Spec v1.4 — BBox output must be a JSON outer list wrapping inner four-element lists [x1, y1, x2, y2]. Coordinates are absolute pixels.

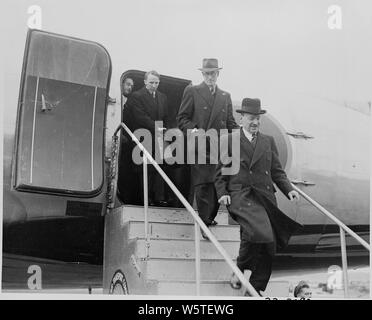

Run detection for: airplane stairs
[[103, 205, 289, 296]]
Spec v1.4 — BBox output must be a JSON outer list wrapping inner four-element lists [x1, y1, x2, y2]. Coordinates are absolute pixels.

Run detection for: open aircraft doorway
[[117, 70, 192, 207]]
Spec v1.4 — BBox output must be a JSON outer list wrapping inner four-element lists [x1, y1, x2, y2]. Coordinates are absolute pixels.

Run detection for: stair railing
[[291, 184, 370, 298], [113, 123, 260, 297]]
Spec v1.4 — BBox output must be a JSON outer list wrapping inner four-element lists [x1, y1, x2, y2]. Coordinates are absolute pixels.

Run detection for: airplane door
[[13, 29, 111, 196]]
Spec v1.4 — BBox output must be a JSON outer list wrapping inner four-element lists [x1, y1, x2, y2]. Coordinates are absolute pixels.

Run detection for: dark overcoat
[[214, 129, 303, 251], [177, 82, 238, 185]]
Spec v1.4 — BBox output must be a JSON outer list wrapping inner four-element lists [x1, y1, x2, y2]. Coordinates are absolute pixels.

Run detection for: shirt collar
[[242, 128, 257, 142], [122, 95, 127, 105], [147, 89, 156, 97], [204, 82, 217, 92]]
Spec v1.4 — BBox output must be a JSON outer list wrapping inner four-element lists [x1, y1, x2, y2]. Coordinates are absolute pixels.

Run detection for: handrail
[[291, 184, 370, 251], [113, 123, 260, 297], [291, 184, 370, 298]]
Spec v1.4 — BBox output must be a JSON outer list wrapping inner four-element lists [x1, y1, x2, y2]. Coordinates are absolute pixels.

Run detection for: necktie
[[209, 86, 215, 95], [152, 92, 156, 99], [251, 133, 257, 145]]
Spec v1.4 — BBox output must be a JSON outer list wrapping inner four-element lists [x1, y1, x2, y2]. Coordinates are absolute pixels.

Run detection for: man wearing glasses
[[177, 58, 238, 238]]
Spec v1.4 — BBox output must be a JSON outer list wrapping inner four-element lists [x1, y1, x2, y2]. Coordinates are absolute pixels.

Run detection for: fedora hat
[[198, 58, 222, 71], [236, 98, 267, 115]]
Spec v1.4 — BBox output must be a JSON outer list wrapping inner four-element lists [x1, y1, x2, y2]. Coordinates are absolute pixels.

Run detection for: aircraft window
[[14, 30, 111, 196]]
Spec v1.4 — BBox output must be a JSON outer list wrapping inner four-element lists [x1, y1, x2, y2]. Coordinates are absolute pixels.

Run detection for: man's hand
[[191, 128, 198, 133], [218, 195, 231, 206], [157, 127, 166, 132], [288, 190, 300, 201]]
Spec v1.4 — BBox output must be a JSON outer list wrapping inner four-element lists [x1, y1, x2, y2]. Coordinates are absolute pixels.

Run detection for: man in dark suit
[[177, 58, 238, 236], [215, 98, 302, 295], [121, 76, 134, 133], [126, 70, 168, 206], [121, 76, 134, 108]]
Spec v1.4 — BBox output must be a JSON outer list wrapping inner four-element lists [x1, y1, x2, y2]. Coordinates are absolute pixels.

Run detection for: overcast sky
[[2, 0, 371, 105]]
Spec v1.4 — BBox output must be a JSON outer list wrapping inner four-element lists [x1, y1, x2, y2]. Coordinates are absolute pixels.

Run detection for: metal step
[[156, 279, 241, 296], [146, 258, 236, 281], [117, 205, 230, 225], [136, 238, 239, 259], [105, 206, 296, 297], [156, 279, 290, 297], [129, 221, 240, 241]]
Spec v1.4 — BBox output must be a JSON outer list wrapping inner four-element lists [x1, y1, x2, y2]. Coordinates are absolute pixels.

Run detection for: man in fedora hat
[[215, 98, 302, 295], [177, 58, 238, 238]]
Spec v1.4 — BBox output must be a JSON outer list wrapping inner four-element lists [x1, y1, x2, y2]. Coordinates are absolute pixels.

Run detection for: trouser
[[118, 140, 140, 204], [237, 227, 275, 292], [139, 167, 165, 203], [194, 183, 220, 225]]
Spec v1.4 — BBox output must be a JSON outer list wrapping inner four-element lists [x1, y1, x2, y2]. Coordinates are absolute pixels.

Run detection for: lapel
[[206, 86, 225, 129], [240, 128, 254, 167], [141, 87, 158, 118], [156, 91, 165, 119], [142, 87, 155, 106], [249, 132, 269, 169], [196, 82, 214, 107]]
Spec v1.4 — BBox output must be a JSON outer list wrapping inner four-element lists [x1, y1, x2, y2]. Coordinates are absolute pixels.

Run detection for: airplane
[[1, 2, 370, 293]]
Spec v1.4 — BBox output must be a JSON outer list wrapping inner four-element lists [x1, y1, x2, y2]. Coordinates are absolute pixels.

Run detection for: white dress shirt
[[122, 95, 128, 107], [242, 128, 256, 142]]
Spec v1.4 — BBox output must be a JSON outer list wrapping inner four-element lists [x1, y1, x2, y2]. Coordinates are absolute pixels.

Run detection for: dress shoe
[[155, 200, 169, 207], [229, 273, 241, 290], [200, 227, 210, 240], [210, 220, 218, 226]]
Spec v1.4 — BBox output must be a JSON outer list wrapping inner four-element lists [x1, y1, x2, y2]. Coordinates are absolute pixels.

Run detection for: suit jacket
[[127, 86, 168, 134], [122, 95, 134, 142], [177, 82, 238, 185], [126, 87, 168, 161], [215, 129, 303, 251]]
